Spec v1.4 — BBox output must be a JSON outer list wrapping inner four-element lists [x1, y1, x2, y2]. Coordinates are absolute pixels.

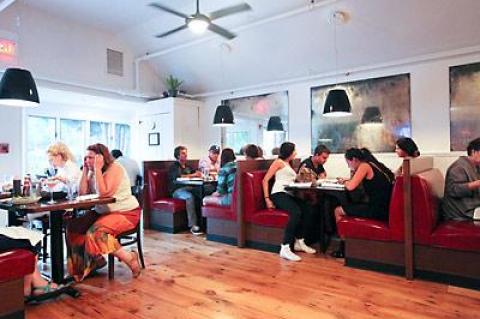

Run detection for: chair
[[107, 222, 145, 280], [108, 187, 146, 280]]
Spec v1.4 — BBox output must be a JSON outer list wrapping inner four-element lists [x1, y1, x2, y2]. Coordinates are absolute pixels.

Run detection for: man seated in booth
[[442, 137, 480, 221], [298, 144, 331, 179], [168, 146, 203, 235], [198, 144, 221, 174]]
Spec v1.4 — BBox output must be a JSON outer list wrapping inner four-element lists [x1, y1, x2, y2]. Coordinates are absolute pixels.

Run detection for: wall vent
[[107, 48, 123, 76]]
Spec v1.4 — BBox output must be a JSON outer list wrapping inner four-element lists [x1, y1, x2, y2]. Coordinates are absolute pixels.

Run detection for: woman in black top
[[332, 148, 394, 257]]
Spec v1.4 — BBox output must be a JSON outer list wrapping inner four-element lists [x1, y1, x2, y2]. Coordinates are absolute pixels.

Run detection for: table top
[[175, 178, 217, 186], [0, 197, 115, 213], [286, 182, 345, 192], [0, 192, 11, 200]]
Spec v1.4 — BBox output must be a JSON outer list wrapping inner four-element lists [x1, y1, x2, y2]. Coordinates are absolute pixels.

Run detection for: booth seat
[[411, 169, 480, 289], [241, 170, 290, 251], [201, 178, 238, 245], [147, 169, 187, 233], [336, 176, 407, 272], [0, 249, 35, 319]]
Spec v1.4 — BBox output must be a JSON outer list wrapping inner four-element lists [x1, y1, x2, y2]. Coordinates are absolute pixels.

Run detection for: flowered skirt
[[66, 207, 140, 282]]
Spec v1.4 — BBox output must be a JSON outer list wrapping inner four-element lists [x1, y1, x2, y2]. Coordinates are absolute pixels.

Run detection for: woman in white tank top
[[262, 142, 316, 262], [66, 143, 141, 282]]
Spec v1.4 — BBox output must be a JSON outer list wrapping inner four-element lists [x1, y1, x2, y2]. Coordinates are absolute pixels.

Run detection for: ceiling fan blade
[[208, 23, 236, 40], [149, 3, 189, 19], [155, 24, 188, 38], [208, 3, 251, 20]]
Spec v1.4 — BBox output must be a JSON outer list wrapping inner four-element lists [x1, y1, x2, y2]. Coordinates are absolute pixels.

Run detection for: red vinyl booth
[[411, 169, 480, 288], [336, 175, 407, 272], [201, 177, 238, 245], [0, 249, 35, 319], [241, 170, 290, 251], [147, 169, 188, 233]]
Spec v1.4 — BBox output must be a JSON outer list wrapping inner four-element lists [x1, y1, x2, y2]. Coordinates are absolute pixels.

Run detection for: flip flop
[[25, 282, 65, 304]]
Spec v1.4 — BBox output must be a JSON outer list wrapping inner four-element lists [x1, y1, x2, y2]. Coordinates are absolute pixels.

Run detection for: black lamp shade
[[361, 106, 382, 124], [266, 116, 284, 131], [0, 68, 39, 107], [213, 101, 234, 126], [322, 89, 351, 117]]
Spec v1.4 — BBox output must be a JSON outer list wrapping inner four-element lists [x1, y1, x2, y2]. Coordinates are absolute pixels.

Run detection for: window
[[226, 131, 249, 155], [26, 116, 56, 175], [90, 121, 110, 146], [26, 116, 131, 175], [60, 119, 86, 164], [114, 124, 131, 156]]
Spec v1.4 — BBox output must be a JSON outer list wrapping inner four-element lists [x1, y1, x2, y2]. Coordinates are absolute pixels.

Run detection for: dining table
[[0, 195, 115, 297], [285, 181, 346, 253]]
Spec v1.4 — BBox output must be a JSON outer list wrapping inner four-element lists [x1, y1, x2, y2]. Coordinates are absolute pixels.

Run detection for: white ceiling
[[23, 0, 480, 95]]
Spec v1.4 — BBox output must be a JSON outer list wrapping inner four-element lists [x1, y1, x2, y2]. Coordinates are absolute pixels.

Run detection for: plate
[[12, 196, 41, 205]]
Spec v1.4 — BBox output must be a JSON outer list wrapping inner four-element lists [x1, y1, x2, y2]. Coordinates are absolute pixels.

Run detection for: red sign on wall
[[0, 39, 16, 58]]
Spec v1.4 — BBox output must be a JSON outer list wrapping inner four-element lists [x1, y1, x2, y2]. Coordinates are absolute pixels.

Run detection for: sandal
[[128, 251, 141, 278]]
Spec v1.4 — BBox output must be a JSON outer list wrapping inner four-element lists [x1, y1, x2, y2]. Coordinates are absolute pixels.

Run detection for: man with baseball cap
[[199, 145, 221, 173]]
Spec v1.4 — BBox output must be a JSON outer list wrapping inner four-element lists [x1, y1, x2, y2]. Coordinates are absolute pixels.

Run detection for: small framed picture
[[0, 143, 9, 154], [148, 132, 160, 146]]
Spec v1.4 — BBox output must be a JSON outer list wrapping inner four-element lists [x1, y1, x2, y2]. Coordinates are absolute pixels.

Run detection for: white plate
[[76, 194, 99, 201]]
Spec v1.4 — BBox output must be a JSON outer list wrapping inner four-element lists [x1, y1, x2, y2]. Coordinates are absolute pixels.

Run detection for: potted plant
[[164, 75, 183, 97]]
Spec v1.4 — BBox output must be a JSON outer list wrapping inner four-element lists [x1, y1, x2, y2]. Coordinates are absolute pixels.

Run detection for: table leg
[[49, 210, 65, 284], [320, 196, 331, 253]]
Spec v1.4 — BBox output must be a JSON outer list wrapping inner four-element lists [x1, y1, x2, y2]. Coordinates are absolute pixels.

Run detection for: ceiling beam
[[0, 0, 16, 13]]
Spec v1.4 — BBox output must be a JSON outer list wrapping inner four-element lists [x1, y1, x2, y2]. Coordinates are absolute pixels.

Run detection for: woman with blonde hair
[[47, 141, 80, 187]]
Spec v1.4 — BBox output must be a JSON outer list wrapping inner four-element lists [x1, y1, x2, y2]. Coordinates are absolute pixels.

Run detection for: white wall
[[0, 106, 23, 177], [0, 2, 161, 97], [199, 49, 480, 176]]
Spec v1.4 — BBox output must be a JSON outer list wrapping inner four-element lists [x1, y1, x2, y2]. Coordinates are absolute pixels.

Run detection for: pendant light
[[213, 100, 234, 126], [266, 116, 284, 131], [0, 67, 39, 107], [361, 106, 382, 124], [323, 11, 351, 117]]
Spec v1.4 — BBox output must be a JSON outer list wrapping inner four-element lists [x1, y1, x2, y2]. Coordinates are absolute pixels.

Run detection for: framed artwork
[[311, 74, 411, 153], [223, 91, 289, 155], [148, 132, 160, 146], [0, 143, 9, 154], [450, 62, 480, 151]]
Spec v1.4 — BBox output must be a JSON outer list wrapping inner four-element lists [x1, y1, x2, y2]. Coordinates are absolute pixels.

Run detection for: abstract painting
[[450, 62, 480, 151], [223, 91, 288, 155], [311, 74, 411, 153]]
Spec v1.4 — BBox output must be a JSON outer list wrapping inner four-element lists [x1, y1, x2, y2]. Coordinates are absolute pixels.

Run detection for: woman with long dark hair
[[262, 142, 316, 261], [332, 148, 394, 258], [66, 143, 141, 281], [203, 148, 237, 206], [395, 137, 420, 175]]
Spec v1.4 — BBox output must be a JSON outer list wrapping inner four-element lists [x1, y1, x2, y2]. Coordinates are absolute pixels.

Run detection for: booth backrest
[[148, 169, 169, 202], [387, 175, 407, 241], [242, 170, 268, 222], [412, 169, 444, 244]]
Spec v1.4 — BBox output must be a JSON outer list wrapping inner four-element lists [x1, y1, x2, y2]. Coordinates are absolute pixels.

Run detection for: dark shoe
[[330, 249, 345, 258], [25, 282, 65, 304]]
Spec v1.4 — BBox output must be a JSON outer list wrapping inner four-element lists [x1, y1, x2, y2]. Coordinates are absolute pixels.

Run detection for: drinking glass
[[46, 178, 57, 204]]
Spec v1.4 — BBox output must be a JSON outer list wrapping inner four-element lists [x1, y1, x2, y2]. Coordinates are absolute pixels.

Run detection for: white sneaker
[[190, 225, 203, 235], [294, 238, 316, 254], [279, 244, 301, 261]]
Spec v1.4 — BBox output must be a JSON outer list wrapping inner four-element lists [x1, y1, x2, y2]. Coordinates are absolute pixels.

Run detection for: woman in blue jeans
[[262, 142, 316, 261]]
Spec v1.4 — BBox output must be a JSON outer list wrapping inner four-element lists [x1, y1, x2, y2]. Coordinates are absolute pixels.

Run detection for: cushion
[[0, 249, 35, 283], [337, 217, 391, 241], [248, 209, 289, 228], [430, 221, 480, 252], [202, 205, 235, 221], [151, 198, 186, 213]]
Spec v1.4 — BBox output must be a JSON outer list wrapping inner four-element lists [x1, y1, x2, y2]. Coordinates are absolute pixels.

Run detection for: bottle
[[12, 178, 21, 197], [22, 175, 31, 197]]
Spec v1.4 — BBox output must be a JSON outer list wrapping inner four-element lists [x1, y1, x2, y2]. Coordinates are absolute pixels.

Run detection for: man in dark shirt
[[298, 144, 330, 178], [168, 146, 203, 235]]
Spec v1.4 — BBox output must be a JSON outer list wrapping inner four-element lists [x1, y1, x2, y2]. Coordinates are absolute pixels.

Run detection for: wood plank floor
[[27, 230, 480, 319]]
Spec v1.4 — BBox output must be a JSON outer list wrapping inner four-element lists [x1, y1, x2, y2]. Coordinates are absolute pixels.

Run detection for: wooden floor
[[27, 230, 480, 319]]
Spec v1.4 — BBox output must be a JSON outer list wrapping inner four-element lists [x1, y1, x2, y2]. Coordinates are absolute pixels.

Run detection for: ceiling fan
[[149, 0, 251, 40]]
